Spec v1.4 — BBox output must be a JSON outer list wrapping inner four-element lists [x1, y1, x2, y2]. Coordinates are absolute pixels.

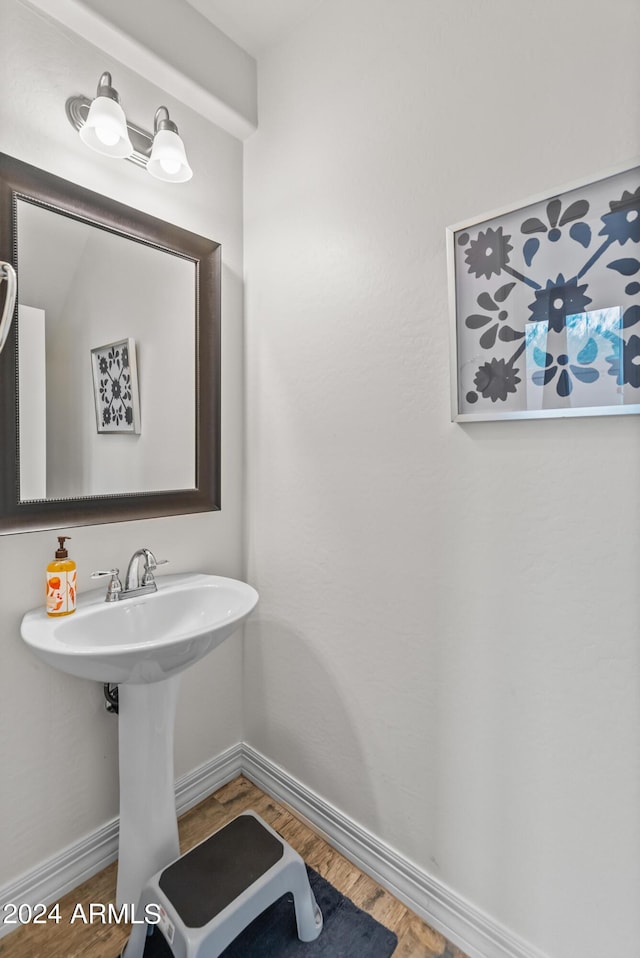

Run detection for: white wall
[[17, 306, 47, 500], [243, 2, 640, 957], [0, 0, 246, 884]]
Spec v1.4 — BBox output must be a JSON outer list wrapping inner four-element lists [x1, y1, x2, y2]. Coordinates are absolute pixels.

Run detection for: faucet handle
[[141, 557, 168, 586], [91, 569, 122, 602]]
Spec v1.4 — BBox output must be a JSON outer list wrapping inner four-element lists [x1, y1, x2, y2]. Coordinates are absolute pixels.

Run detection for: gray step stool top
[[158, 814, 284, 927]]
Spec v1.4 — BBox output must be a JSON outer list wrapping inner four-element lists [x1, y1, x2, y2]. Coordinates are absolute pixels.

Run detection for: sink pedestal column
[[116, 676, 181, 907]]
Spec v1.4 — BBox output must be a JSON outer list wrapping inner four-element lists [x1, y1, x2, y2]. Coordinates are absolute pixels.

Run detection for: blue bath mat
[[138, 866, 398, 957]]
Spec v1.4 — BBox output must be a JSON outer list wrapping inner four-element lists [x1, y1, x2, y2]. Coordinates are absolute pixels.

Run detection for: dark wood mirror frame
[[0, 153, 221, 534]]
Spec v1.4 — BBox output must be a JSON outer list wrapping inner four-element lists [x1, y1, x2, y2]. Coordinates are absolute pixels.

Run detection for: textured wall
[[0, 0, 245, 884], [243, 1, 640, 956]]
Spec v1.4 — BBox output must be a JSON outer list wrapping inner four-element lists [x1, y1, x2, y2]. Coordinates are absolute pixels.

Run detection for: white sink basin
[[20, 570, 259, 908], [21, 572, 259, 685]]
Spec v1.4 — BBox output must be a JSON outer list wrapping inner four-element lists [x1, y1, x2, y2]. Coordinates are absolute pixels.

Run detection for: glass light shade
[[147, 129, 193, 183], [79, 96, 133, 159]]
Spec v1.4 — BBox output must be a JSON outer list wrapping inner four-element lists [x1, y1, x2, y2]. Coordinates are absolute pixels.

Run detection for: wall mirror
[[0, 153, 220, 534]]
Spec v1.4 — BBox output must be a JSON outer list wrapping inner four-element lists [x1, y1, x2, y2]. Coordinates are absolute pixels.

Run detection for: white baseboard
[[241, 744, 551, 958], [0, 742, 243, 940], [0, 817, 118, 941], [174, 742, 243, 816], [1, 741, 550, 958]]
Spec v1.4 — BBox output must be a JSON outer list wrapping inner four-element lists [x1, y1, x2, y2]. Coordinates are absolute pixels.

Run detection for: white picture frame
[[447, 161, 640, 422], [90, 337, 141, 434]]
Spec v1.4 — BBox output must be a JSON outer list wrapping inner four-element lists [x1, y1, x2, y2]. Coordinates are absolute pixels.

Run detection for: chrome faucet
[[92, 548, 168, 602], [125, 547, 164, 593]]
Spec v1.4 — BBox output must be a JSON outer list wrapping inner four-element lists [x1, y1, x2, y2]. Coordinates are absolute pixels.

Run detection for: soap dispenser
[[46, 536, 77, 617]]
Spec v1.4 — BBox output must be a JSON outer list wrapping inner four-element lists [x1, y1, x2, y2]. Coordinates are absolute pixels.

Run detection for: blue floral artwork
[[90, 338, 141, 434], [448, 165, 640, 420]]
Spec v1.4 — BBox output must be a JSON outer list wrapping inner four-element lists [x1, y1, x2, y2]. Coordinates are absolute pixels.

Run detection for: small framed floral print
[[447, 162, 640, 421], [90, 338, 141, 434]]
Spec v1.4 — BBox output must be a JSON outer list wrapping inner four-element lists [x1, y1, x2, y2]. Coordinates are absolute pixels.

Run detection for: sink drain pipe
[[104, 683, 119, 714]]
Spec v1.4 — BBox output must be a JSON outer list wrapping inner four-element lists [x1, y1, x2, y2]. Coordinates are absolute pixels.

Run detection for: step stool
[[122, 811, 323, 958]]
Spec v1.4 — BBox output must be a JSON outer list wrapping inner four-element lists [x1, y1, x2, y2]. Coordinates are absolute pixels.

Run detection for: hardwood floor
[[1, 776, 468, 958]]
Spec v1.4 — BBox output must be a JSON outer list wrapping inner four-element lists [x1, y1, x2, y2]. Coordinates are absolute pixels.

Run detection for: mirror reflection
[[16, 201, 196, 501]]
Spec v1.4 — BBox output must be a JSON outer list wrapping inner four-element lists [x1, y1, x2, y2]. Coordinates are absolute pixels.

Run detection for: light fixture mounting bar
[[65, 96, 153, 170]]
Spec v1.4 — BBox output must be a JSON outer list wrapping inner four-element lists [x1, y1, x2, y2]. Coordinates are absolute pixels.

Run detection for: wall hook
[[0, 262, 17, 357]]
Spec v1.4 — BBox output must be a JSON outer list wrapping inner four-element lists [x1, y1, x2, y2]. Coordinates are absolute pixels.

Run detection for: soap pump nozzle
[[55, 536, 71, 559]]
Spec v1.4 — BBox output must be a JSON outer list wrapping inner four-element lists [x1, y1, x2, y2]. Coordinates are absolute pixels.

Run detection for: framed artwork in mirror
[[91, 338, 141, 434], [447, 161, 640, 421]]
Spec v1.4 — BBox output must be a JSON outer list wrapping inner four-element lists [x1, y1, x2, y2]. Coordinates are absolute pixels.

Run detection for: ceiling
[[184, 0, 324, 56]]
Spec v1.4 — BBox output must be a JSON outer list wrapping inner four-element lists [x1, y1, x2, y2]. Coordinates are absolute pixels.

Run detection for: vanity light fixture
[[78, 72, 133, 159], [66, 73, 193, 183], [147, 108, 193, 183]]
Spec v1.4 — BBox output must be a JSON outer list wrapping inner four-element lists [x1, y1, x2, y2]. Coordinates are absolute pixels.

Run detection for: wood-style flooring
[[1, 776, 469, 958]]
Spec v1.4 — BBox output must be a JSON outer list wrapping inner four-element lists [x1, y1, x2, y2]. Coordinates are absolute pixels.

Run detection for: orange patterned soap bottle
[[46, 536, 77, 617]]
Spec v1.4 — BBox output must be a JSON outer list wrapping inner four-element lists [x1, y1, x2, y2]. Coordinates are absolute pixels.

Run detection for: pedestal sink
[[21, 572, 258, 907]]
